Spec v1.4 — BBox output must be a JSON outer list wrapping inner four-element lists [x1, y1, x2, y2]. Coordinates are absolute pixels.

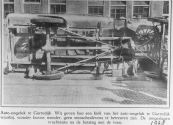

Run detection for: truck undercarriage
[[4, 14, 168, 82]]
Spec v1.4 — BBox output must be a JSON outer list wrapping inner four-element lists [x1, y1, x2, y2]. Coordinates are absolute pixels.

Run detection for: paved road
[[3, 72, 167, 106]]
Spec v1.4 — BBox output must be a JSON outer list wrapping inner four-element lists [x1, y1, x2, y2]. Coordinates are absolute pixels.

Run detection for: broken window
[[110, 1, 126, 19], [133, 1, 150, 18], [50, 0, 66, 14], [88, 1, 104, 15]]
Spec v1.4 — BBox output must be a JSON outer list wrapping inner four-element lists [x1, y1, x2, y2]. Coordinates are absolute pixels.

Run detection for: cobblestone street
[[3, 71, 168, 106]]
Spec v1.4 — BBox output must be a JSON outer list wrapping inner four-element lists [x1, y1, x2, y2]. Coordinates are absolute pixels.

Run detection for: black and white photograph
[[2, 0, 170, 106], [0, 0, 172, 124]]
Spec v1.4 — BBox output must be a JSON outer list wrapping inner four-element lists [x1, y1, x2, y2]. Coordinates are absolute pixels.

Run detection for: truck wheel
[[31, 17, 66, 27], [136, 25, 157, 45], [33, 71, 64, 80]]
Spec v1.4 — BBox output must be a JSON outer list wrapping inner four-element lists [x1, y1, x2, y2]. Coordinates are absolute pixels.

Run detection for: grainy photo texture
[[2, 0, 170, 106]]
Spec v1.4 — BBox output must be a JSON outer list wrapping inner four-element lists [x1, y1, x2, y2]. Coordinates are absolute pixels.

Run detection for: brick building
[[4, 0, 169, 19]]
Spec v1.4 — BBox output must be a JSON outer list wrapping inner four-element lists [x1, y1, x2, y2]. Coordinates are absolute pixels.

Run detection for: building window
[[50, 0, 66, 14], [24, 0, 41, 13], [163, 1, 169, 15], [133, 1, 150, 18], [110, 1, 126, 19], [4, 0, 14, 18], [88, 1, 104, 15], [24, 0, 41, 3]]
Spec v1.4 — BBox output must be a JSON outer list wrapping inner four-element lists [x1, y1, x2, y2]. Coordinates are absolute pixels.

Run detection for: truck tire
[[33, 71, 64, 80], [31, 17, 66, 27]]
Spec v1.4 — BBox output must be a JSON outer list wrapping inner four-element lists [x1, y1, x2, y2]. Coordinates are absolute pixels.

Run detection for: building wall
[[14, 0, 23, 13], [126, 1, 133, 19], [41, 0, 48, 14], [4, 0, 167, 32], [104, 1, 109, 17], [66, 0, 88, 15], [4, 0, 166, 18], [150, 1, 164, 17]]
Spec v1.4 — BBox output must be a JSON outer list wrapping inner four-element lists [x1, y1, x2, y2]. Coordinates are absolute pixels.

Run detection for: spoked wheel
[[160, 56, 168, 83], [136, 25, 157, 45]]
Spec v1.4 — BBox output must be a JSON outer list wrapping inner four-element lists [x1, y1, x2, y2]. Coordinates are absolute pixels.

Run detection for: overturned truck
[[4, 13, 168, 81]]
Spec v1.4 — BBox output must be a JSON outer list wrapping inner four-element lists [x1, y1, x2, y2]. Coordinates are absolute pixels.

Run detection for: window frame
[[88, 1, 104, 16], [4, 0, 14, 18], [133, 1, 150, 18], [110, 1, 127, 19], [163, 1, 169, 16], [49, 0, 66, 14], [24, 0, 41, 4], [4, 0, 14, 4]]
